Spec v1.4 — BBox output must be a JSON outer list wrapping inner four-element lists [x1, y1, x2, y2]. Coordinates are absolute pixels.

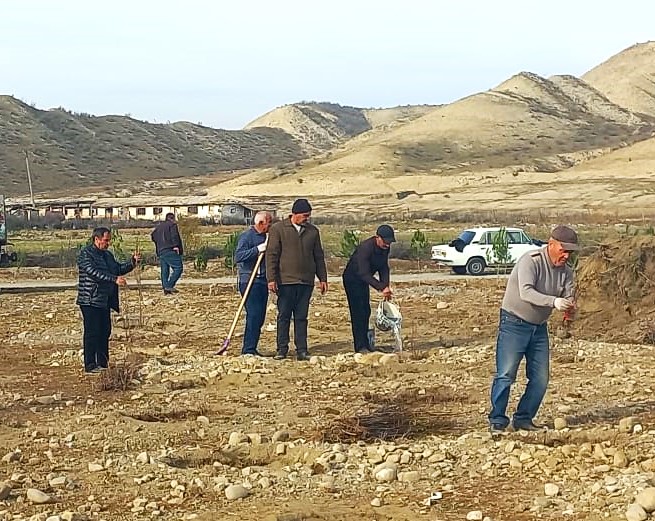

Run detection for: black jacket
[[76, 244, 135, 311], [342, 237, 390, 291], [151, 220, 184, 256]]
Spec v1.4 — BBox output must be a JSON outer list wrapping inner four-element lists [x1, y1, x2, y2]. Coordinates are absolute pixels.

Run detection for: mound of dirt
[[575, 236, 655, 343]]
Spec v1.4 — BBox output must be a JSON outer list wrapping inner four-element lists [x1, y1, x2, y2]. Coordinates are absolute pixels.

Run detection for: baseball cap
[[550, 225, 579, 251], [376, 224, 396, 244]]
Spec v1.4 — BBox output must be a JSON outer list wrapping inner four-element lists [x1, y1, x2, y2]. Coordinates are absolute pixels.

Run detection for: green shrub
[[338, 230, 360, 258], [223, 231, 240, 269]]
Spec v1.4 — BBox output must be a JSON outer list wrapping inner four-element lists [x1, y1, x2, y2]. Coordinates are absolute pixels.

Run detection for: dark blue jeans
[[239, 281, 268, 354], [159, 251, 183, 290], [489, 309, 550, 428], [276, 284, 313, 355]]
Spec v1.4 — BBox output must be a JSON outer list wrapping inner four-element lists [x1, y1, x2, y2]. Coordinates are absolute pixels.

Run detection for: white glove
[[554, 297, 573, 311], [257, 242, 266, 253]]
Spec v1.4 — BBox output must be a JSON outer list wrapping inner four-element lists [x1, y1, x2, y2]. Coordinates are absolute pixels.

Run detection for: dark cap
[[376, 224, 396, 244], [550, 225, 579, 251], [291, 198, 312, 214]]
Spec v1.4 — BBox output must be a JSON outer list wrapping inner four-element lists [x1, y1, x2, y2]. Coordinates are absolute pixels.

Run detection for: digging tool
[[216, 251, 265, 355]]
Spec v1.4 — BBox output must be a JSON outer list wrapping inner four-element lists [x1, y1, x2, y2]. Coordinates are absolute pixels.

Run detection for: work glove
[[257, 234, 268, 253], [554, 297, 574, 312]]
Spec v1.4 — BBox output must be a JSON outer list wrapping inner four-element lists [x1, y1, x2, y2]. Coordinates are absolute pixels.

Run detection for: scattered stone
[[636, 487, 655, 512], [272, 430, 290, 443], [619, 416, 637, 433], [225, 484, 249, 500], [375, 467, 397, 482], [0, 481, 11, 500], [626, 503, 648, 521], [26, 488, 54, 504], [544, 483, 559, 497], [88, 463, 104, 472], [466, 511, 483, 521], [553, 417, 567, 430], [371, 497, 382, 507]]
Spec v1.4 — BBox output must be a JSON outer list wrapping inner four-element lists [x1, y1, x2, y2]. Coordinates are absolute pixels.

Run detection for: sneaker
[[489, 424, 508, 436], [354, 347, 369, 354], [296, 351, 310, 361], [513, 420, 546, 432], [163, 289, 173, 295], [273, 353, 287, 360], [84, 365, 98, 375]]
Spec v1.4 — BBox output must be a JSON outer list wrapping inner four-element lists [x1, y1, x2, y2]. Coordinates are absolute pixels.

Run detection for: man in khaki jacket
[[266, 198, 328, 361]]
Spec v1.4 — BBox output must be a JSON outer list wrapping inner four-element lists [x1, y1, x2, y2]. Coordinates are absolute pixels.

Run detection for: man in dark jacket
[[234, 211, 272, 356], [266, 198, 328, 361], [342, 225, 395, 353], [76, 227, 140, 374], [151, 213, 184, 295]]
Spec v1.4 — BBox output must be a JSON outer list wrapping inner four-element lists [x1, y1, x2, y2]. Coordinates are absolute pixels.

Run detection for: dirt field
[[2, 273, 655, 521]]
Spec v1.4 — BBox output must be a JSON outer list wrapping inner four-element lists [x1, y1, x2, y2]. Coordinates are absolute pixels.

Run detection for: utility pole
[[24, 150, 35, 208]]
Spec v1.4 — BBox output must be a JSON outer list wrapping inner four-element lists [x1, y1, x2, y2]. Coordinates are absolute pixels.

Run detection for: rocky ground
[[2, 278, 655, 521]]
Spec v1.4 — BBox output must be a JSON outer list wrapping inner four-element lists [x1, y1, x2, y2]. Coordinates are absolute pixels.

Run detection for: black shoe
[[366, 345, 378, 352], [84, 365, 98, 375], [274, 353, 287, 360], [513, 420, 546, 432], [296, 351, 310, 361], [489, 424, 508, 436], [163, 289, 173, 295], [355, 347, 369, 354]]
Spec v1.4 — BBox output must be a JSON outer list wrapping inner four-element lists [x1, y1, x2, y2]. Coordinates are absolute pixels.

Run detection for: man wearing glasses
[[489, 225, 577, 434]]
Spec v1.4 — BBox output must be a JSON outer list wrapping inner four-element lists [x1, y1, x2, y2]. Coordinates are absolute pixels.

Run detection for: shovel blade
[[215, 338, 230, 356]]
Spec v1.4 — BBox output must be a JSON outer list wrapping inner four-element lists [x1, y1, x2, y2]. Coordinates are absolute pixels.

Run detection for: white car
[[431, 227, 545, 275]]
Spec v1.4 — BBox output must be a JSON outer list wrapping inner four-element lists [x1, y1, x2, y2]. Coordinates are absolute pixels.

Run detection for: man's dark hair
[[165, 213, 175, 221], [91, 227, 111, 240]]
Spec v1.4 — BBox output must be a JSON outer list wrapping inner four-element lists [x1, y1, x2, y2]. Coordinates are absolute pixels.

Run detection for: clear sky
[[1, 0, 652, 130]]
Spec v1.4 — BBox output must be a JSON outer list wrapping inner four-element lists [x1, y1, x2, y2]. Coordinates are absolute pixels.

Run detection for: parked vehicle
[[431, 227, 544, 275]]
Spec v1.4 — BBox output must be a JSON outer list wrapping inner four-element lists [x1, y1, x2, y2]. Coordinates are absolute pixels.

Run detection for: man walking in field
[[151, 213, 184, 295], [489, 225, 577, 434], [266, 198, 328, 361]]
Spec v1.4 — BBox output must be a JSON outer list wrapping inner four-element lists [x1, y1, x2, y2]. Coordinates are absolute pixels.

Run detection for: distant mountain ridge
[[2, 41, 655, 199]]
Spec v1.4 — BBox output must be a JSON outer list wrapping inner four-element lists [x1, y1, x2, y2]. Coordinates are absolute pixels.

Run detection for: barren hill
[[244, 102, 435, 152], [582, 41, 655, 117], [0, 95, 304, 196], [209, 71, 655, 215]]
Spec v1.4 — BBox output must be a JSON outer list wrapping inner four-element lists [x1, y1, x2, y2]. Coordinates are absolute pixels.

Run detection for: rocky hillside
[[244, 102, 435, 153], [583, 41, 655, 118], [0, 96, 304, 196]]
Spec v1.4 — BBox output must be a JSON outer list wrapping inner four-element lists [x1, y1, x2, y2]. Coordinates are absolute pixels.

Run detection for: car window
[[507, 231, 522, 244], [457, 231, 475, 245], [480, 232, 493, 245], [520, 232, 532, 244]]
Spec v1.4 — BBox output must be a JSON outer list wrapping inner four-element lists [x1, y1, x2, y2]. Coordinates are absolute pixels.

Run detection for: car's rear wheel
[[452, 266, 467, 275], [466, 257, 486, 276]]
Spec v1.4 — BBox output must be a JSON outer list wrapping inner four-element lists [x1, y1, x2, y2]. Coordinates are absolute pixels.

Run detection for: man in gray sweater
[[489, 225, 577, 434]]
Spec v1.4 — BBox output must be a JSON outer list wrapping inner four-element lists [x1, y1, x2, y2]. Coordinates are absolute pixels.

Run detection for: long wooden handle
[[225, 251, 265, 342]]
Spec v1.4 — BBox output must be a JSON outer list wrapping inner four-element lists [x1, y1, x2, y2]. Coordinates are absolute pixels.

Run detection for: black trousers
[[343, 276, 371, 351], [80, 305, 112, 371], [276, 284, 313, 355]]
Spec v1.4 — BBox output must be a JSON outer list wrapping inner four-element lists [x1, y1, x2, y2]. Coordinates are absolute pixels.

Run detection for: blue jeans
[[239, 281, 268, 354], [489, 309, 550, 428], [159, 251, 183, 290]]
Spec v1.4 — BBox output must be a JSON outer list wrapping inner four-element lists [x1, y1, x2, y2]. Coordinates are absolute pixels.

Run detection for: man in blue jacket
[[234, 211, 273, 356], [76, 227, 141, 374]]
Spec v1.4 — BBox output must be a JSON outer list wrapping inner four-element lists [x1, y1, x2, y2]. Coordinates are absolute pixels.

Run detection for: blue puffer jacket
[[76, 244, 135, 311]]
